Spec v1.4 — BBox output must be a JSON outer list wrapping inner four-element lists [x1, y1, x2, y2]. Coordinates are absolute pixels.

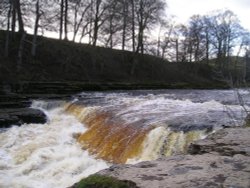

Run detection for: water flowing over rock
[[65, 90, 249, 164], [1, 89, 250, 188], [95, 128, 250, 188]]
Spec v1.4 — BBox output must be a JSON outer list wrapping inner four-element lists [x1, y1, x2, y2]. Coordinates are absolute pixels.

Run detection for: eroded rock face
[[96, 128, 250, 188]]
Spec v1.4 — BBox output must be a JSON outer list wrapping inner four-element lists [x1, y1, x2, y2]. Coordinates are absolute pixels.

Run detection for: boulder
[[0, 108, 47, 128]]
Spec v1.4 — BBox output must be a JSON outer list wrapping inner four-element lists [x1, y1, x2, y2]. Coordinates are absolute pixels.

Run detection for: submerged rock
[[0, 108, 47, 128], [92, 128, 250, 188]]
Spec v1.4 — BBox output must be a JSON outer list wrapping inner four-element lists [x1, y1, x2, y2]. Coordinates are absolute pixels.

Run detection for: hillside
[[0, 30, 228, 92]]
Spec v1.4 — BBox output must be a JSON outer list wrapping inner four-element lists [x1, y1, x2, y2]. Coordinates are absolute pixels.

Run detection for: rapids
[[0, 89, 249, 188]]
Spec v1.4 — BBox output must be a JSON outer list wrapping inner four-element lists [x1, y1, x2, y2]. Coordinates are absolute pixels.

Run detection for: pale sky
[[166, 0, 250, 31]]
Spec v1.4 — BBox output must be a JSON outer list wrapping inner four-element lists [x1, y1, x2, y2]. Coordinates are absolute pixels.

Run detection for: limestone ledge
[[95, 128, 250, 188]]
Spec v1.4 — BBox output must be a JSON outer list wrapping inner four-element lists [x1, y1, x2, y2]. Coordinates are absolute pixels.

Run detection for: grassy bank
[[0, 30, 228, 90]]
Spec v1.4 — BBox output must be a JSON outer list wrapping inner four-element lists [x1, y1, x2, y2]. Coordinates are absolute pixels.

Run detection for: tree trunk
[[15, 0, 24, 33], [64, 0, 68, 40], [131, 0, 135, 52], [136, 27, 144, 54], [189, 45, 193, 62], [93, 19, 98, 46], [141, 31, 144, 54], [88, 0, 94, 44], [109, 17, 113, 48], [5, 3, 12, 58], [195, 39, 200, 62], [157, 29, 161, 57], [217, 40, 223, 69], [205, 31, 209, 64], [31, 0, 40, 57], [59, 0, 64, 40], [73, 3, 78, 42], [122, 0, 127, 51], [176, 39, 179, 62], [93, 0, 101, 46], [11, 1, 16, 34], [136, 0, 144, 54]]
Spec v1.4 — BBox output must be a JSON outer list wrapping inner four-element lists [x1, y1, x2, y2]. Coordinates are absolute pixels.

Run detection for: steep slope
[[0, 30, 227, 90]]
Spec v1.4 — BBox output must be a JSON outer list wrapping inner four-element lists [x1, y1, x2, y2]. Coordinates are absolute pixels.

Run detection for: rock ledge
[[95, 128, 250, 188]]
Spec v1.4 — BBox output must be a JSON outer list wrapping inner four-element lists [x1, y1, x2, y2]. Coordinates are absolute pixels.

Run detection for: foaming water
[[0, 89, 249, 187], [65, 89, 249, 164], [127, 127, 206, 164], [0, 102, 109, 188]]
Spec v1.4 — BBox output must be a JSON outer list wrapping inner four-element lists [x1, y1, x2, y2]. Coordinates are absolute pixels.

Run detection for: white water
[[0, 89, 249, 188], [76, 90, 249, 129], [0, 102, 109, 188]]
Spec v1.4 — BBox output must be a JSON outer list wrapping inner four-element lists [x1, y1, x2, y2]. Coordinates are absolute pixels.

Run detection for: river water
[[0, 89, 249, 188]]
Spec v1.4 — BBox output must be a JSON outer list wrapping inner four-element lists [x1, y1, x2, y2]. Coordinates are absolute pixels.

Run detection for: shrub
[[72, 175, 138, 188]]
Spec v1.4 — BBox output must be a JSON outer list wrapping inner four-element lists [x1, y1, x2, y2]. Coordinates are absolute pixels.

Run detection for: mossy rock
[[245, 114, 250, 127], [71, 175, 138, 188]]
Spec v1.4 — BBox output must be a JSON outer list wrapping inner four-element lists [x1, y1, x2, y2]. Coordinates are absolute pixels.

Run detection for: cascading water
[[0, 89, 249, 187], [0, 101, 109, 188]]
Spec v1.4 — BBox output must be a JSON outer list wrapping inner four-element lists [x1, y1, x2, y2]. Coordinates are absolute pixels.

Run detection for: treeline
[[0, 0, 165, 56], [0, 1, 250, 71]]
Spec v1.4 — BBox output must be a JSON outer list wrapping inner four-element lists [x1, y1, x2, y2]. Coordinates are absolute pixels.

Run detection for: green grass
[[73, 175, 138, 188], [245, 115, 250, 127]]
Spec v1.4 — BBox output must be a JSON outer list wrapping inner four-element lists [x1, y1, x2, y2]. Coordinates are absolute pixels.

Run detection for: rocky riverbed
[[0, 83, 76, 128], [94, 128, 250, 188]]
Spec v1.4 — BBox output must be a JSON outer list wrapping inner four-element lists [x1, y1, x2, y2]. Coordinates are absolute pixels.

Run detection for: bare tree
[[72, 0, 91, 42], [15, 0, 24, 33], [59, 0, 64, 40], [135, 0, 166, 54], [64, 0, 68, 40], [4, 1, 12, 57], [130, 0, 136, 52], [92, 0, 108, 46]]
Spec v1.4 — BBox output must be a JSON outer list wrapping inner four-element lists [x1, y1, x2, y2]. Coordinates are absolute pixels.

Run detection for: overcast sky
[[166, 0, 250, 31]]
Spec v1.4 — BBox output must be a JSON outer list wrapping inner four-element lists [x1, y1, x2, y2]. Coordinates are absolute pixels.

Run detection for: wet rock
[[188, 128, 250, 156], [0, 114, 19, 127], [97, 153, 250, 188], [0, 91, 70, 129], [168, 123, 213, 133], [0, 108, 47, 128]]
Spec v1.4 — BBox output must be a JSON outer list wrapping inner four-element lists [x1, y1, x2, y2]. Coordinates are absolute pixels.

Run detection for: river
[[0, 89, 249, 188]]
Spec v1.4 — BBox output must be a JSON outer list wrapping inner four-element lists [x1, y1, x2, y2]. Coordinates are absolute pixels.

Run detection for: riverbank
[[0, 30, 232, 89], [73, 127, 250, 188], [0, 90, 72, 128]]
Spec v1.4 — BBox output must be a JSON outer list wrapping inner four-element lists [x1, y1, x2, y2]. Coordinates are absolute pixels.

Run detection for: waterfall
[[0, 101, 109, 188], [65, 103, 154, 163], [0, 89, 249, 188], [64, 90, 247, 164]]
